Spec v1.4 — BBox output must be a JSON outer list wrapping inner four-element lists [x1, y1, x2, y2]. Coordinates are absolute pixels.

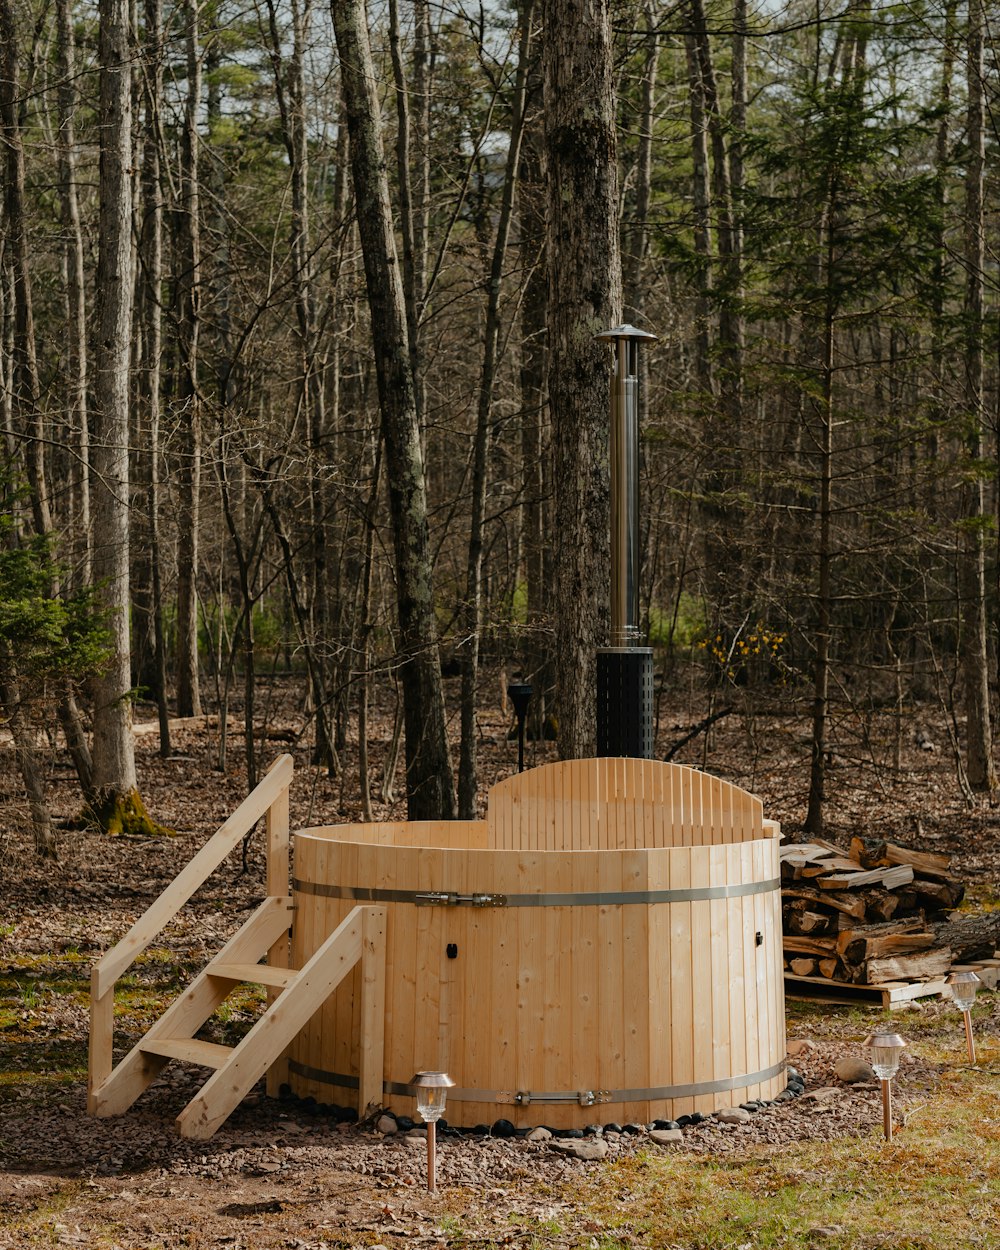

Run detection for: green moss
[[84, 788, 174, 837]]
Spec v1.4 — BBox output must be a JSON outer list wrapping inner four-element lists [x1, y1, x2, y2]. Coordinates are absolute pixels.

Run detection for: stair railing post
[[265, 772, 292, 1097], [87, 982, 114, 1113], [358, 906, 387, 1119]]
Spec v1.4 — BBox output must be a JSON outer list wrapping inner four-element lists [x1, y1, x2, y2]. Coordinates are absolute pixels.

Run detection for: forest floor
[[3, 677, 1000, 1248]]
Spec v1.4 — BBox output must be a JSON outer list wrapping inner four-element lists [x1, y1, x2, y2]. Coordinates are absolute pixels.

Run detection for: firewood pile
[[781, 835, 1000, 989]]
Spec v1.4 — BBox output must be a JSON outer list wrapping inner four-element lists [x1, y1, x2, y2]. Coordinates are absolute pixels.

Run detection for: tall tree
[[90, 0, 161, 832], [55, 0, 91, 583], [960, 0, 995, 794], [544, 0, 622, 759], [457, 10, 534, 816], [332, 0, 456, 819], [135, 0, 172, 756], [174, 0, 203, 718]]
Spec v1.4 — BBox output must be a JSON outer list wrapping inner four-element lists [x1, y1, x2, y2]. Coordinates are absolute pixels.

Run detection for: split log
[[862, 890, 902, 922], [835, 918, 927, 958], [930, 914, 1000, 963], [840, 932, 936, 966], [817, 957, 840, 979], [800, 855, 864, 877], [912, 877, 964, 911], [850, 836, 953, 880], [862, 947, 952, 985], [789, 957, 818, 977], [787, 908, 833, 936], [782, 887, 867, 920], [780, 844, 837, 868], [817, 864, 914, 891], [782, 934, 838, 958]]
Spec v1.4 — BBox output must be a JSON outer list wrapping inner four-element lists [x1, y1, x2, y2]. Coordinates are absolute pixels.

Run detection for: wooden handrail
[[91, 754, 293, 998], [88, 752, 294, 1115]]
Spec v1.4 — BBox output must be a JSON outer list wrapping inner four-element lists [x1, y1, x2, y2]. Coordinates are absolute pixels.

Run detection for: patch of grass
[[563, 1063, 1000, 1249]]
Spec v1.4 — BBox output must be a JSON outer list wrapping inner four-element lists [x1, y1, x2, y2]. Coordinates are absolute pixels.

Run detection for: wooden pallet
[[785, 973, 948, 1011]]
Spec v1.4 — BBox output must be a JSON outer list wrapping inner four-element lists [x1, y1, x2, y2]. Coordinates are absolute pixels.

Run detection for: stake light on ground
[[947, 971, 981, 1063], [864, 1031, 907, 1141], [410, 1071, 455, 1192]]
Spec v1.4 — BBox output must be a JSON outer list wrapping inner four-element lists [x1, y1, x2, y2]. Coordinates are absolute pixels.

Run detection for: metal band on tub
[[287, 1058, 788, 1105], [291, 877, 781, 907]]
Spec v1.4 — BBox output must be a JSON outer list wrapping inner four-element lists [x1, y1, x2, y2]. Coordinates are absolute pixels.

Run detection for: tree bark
[[0, 0, 49, 540], [458, 10, 534, 817], [55, 0, 91, 584], [544, 0, 622, 759], [517, 16, 552, 738], [175, 0, 203, 718], [137, 0, 171, 756], [961, 0, 995, 793], [332, 0, 456, 819], [90, 0, 159, 833], [684, 12, 714, 397], [2, 0, 93, 798], [0, 671, 55, 857], [265, 0, 337, 772]]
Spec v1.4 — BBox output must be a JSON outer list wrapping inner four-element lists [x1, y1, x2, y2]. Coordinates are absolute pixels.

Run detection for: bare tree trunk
[[691, 0, 741, 419], [961, 0, 995, 793], [684, 13, 714, 397], [55, 0, 91, 584], [517, 17, 552, 737], [0, 0, 49, 540], [357, 435, 382, 823], [387, 0, 421, 417], [623, 0, 656, 324], [544, 0, 622, 759], [2, 0, 93, 798], [332, 0, 456, 819], [804, 272, 835, 835], [1, 674, 56, 857], [90, 0, 159, 833], [264, 0, 337, 772], [458, 10, 533, 817], [175, 0, 203, 718], [138, 0, 171, 757]]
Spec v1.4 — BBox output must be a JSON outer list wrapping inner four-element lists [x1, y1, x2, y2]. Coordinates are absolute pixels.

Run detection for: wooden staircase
[[87, 756, 386, 1140]]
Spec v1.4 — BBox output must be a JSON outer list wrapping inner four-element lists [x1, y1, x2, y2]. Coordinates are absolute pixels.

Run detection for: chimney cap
[[595, 323, 659, 343]]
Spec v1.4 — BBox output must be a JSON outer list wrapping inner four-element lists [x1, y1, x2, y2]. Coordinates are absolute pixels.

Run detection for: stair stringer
[[88, 896, 293, 1118], [176, 904, 387, 1140]]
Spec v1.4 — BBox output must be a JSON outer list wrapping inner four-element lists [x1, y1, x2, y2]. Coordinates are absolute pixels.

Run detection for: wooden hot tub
[[288, 758, 785, 1130]]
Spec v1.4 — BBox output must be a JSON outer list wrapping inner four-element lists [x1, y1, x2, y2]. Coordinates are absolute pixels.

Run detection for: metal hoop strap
[[292, 878, 780, 907], [288, 1058, 788, 1105]]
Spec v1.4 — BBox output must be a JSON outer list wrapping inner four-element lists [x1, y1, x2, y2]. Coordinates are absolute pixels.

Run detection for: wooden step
[[139, 1038, 233, 1068], [207, 961, 294, 989]]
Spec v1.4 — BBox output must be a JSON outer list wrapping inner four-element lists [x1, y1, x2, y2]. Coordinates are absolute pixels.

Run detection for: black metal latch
[[414, 891, 508, 908]]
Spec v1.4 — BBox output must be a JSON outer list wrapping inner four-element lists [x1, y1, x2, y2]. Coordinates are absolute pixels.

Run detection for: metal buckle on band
[[414, 891, 507, 907]]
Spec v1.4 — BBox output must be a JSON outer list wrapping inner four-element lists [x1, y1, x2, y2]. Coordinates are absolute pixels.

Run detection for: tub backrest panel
[[487, 758, 762, 851]]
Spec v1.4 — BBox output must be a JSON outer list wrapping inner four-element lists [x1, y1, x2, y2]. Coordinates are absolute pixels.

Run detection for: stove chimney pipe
[[594, 324, 658, 759]]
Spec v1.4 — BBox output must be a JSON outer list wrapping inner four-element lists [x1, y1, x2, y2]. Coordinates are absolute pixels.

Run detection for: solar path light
[[410, 1071, 455, 1192], [947, 970, 981, 1064], [864, 1031, 907, 1141]]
